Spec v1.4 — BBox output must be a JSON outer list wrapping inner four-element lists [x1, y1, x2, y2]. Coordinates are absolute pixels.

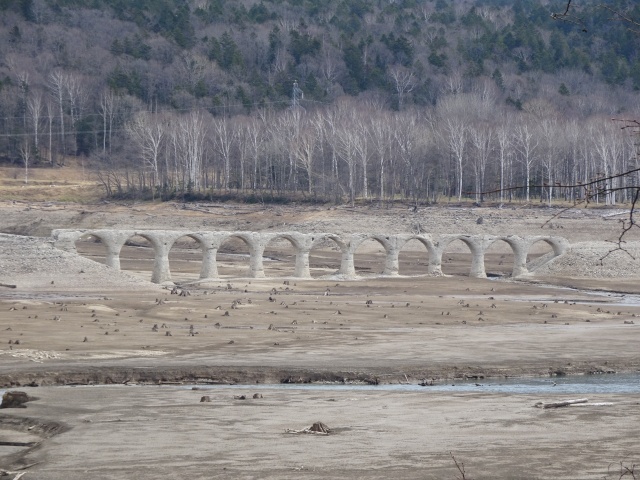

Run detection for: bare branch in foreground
[[450, 452, 473, 480]]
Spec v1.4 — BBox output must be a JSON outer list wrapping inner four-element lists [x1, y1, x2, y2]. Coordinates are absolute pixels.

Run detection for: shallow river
[[2, 373, 640, 407], [181, 373, 640, 395]]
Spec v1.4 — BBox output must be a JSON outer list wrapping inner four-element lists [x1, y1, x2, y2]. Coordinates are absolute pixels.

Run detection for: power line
[[0, 96, 329, 123], [0, 101, 328, 138]]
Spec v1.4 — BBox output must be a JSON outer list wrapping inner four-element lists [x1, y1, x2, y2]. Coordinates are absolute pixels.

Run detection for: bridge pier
[[383, 248, 400, 276], [191, 232, 229, 280], [200, 247, 219, 279], [340, 250, 356, 278], [101, 232, 134, 271], [145, 232, 188, 284], [508, 238, 529, 277], [249, 243, 266, 278], [294, 249, 311, 278]]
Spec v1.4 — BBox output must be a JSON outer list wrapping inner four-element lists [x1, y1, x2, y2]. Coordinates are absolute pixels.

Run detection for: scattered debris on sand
[[532, 241, 640, 278]]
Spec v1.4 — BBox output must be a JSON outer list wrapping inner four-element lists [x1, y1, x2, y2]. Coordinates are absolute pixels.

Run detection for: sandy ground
[[2, 386, 639, 480], [1, 201, 640, 479]]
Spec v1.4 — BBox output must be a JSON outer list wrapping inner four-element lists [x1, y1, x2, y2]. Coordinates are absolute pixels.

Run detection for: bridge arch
[[397, 235, 434, 276], [523, 236, 568, 274], [351, 235, 393, 277], [307, 234, 347, 278], [262, 233, 305, 277], [215, 232, 258, 278], [74, 232, 109, 266], [166, 233, 209, 283], [435, 235, 486, 277], [483, 236, 526, 277]]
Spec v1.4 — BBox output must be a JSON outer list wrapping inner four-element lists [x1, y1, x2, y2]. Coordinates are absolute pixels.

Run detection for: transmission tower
[[291, 80, 304, 109]]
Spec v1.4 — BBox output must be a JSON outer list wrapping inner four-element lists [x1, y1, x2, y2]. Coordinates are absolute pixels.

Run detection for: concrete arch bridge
[[52, 229, 569, 284]]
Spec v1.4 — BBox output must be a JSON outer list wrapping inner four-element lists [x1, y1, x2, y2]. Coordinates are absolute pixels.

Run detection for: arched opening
[[353, 237, 388, 277], [483, 239, 516, 278], [308, 237, 343, 278], [119, 234, 156, 279], [526, 239, 556, 273], [263, 236, 297, 277], [168, 235, 203, 283], [440, 238, 474, 276], [216, 235, 252, 278], [74, 233, 107, 265], [398, 238, 431, 276]]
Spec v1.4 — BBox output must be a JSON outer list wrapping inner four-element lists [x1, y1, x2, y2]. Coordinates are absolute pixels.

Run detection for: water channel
[[2, 373, 640, 405]]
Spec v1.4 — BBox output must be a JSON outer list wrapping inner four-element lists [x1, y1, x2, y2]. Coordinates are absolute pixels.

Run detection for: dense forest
[[1, 0, 639, 204]]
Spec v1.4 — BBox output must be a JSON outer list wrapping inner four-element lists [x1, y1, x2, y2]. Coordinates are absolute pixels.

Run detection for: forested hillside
[[1, 0, 639, 204]]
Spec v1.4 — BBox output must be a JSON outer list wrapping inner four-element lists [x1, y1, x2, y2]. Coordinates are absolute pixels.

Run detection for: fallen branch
[[534, 398, 588, 409], [0, 462, 41, 479], [0, 473, 26, 480], [284, 428, 329, 435], [450, 452, 473, 480]]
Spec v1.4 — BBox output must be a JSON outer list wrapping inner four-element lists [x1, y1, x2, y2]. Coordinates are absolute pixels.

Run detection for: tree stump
[[0, 391, 33, 409]]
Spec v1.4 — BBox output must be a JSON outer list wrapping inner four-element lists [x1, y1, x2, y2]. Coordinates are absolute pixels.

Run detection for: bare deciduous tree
[[48, 70, 67, 160], [127, 111, 166, 194], [27, 90, 44, 161], [513, 120, 539, 202], [389, 66, 415, 111]]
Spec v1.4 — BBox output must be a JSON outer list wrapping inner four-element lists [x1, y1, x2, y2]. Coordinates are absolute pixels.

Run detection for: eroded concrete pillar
[[467, 236, 489, 278], [294, 249, 311, 278], [200, 247, 219, 279], [383, 248, 400, 276], [142, 231, 185, 284], [248, 234, 266, 278], [192, 232, 229, 279], [290, 234, 312, 278], [94, 230, 135, 271], [428, 242, 445, 276], [339, 249, 356, 278], [507, 238, 528, 277], [151, 244, 171, 283], [382, 236, 401, 276]]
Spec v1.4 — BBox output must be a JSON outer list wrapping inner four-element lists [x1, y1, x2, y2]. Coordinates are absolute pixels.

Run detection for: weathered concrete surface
[[51, 229, 569, 284]]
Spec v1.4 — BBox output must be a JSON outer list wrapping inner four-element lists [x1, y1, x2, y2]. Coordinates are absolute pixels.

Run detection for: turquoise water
[[2, 373, 639, 406], [181, 372, 640, 395]]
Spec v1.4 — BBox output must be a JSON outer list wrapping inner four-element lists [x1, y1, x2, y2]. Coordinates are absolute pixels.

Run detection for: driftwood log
[[534, 398, 588, 409]]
